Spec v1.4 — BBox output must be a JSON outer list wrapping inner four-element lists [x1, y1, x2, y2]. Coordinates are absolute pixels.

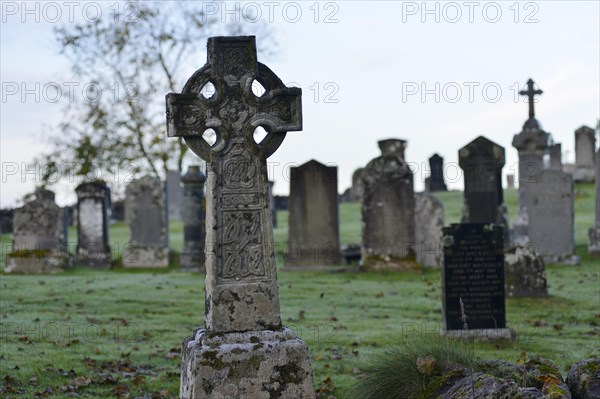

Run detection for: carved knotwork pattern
[[220, 210, 265, 281], [221, 139, 257, 189]]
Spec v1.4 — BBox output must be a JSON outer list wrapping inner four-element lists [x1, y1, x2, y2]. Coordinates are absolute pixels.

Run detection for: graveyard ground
[[1, 184, 598, 398]]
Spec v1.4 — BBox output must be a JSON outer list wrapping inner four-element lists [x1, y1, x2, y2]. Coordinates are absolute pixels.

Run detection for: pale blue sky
[[1, 1, 599, 207]]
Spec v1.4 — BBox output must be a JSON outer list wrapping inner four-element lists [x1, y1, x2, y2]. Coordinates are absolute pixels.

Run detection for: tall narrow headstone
[[166, 36, 314, 398], [349, 167, 365, 201], [528, 170, 579, 264], [574, 125, 596, 182], [589, 148, 600, 253], [414, 193, 444, 268], [506, 174, 515, 189], [441, 223, 513, 340], [180, 165, 206, 270], [458, 136, 506, 226], [548, 143, 562, 171], [75, 182, 111, 268], [361, 139, 418, 271], [268, 180, 277, 227], [512, 79, 551, 243], [123, 176, 169, 268], [4, 189, 70, 274], [428, 153, 448, 192], [166, 170, 184, 220], [284, 160, 340, 268]]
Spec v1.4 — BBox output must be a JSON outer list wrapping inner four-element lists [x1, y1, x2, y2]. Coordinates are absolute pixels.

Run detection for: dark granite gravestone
[[0, 208, 14, 234], [4, 189, 70, 274], [574, 125, 596, 182], [512, 79, 552, 243], [442, 223, 512, 340], [548, 143, 562, 171], [166, 170, 184, 220], [428, 153, 448, 192], [75, 181, 111, 268], [180, 165, 206, 271], [284, 160, 340, 268], [274, 195, 288, 210], [589, 148, 600, 254], [123, 176, 169, 268], [361, 139, 418, 271], [111, 200, 125, 221], [458, 136, 506, 225], [527, 170, 579, 265], [166, 35, 314, 398]]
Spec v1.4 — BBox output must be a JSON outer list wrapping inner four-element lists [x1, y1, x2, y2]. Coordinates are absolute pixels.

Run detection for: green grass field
[[1, 185, 598, 398]]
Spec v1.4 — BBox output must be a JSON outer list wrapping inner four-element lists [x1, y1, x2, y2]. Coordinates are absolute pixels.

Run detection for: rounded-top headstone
[[182, 165, 206, 183]]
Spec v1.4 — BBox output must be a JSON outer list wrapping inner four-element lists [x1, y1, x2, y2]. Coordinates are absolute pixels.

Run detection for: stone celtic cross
[[519, 78, 543, 119], [166, 36, 302, 334]]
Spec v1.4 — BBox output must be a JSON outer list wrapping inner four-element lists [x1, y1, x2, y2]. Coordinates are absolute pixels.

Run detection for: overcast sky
[[1, 1, 599, 207]]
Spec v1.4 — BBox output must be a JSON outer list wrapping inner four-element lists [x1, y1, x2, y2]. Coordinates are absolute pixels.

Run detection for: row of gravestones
[[4, 166, 208, 273]]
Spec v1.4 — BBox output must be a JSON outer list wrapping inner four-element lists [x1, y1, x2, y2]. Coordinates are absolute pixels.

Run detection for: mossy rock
[[438, 372, 520, 399], [567, 359, 600, 399]]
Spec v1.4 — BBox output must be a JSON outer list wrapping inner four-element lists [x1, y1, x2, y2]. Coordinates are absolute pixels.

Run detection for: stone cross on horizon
[[166, 36, 302, 334], [519, 78, 543, 119]]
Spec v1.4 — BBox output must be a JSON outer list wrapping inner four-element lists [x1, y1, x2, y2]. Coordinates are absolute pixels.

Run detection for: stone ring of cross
[[166, 39, 302, 163]]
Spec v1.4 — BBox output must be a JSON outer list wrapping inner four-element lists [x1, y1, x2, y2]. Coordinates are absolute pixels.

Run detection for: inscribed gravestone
[[428, 153, 447, 192], [512, 79, 552, 243], [458, 136, 508, 240], [75, 182, 111, 268], [442, 223, 512, 340], [284, 160, 340, 268], [361, 139, 418, 271], [414, 193, 444, 268], [166, 170, 184, 220], [123, 176, 169, 268], [574, 125, 596, 182], [166, 36, 314, 398], [4, 189, 69, 274], [589, 148, 600, 253], [180, 165, 206, 270], [528, 170, 579, 264]]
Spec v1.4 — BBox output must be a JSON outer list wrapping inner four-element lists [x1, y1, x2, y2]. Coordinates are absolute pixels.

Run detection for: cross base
[[180, 328, 315, 399]]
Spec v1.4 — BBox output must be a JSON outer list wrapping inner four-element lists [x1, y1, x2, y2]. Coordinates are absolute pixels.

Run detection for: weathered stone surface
[[504, 244, 547, 297], [507, 174, 515, 189], [123, 176, 169, 268], [518, 387, 545, 398], [4, 189, 70, 274], [521, 357, 572, 398], [589, 149, 600, 254], [350, 167, 365, 201], [181, 165, 207, 271], [440, 372, 520, 399], [284, 160, 340, 268], [75, 182, 111, 268], [428, 153, 448, 192], [567, 359, 600, 399], [414, 193, 444, 268], [167, 170, 184, 220], [166, 35, 314, 398], [268, 180, 277, 228], [574, 126, 597, 182], [512, 79, 552, 244], [361, 139, 418, 271], [181, 328, 314, 399], [549, 143, 563, 171], [527, 170, 579, 264]]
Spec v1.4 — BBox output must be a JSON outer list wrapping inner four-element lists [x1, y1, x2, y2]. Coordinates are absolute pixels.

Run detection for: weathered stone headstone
[[0, 208, 14, 234], [349, 167, 365, 201], [111, 200, 125, 221], [504, 243, 547, 297], [441, 223, 512, 340], [284, 160, 340, 268], [180, 165, 206, 270], [459, 136, 506, 226], [589, 148, 600, 254], [548, 143, 562, 171], [512, 79, 552, 243], [574, 125, 596, 182], [75, 182, 111, 268], [361, 139, 418, 271], [506, 174, 515, 189], [166, 170, 184, 220], [268, 180, 277, 227], [528, 170, 579, 264], [274, 195, 288, 210], [414, 193, 444, 268], [166, 35, 314, 398], [428, 153, 448, 192], [123, 176, 169, 268], [4, 189, 70, 274]]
